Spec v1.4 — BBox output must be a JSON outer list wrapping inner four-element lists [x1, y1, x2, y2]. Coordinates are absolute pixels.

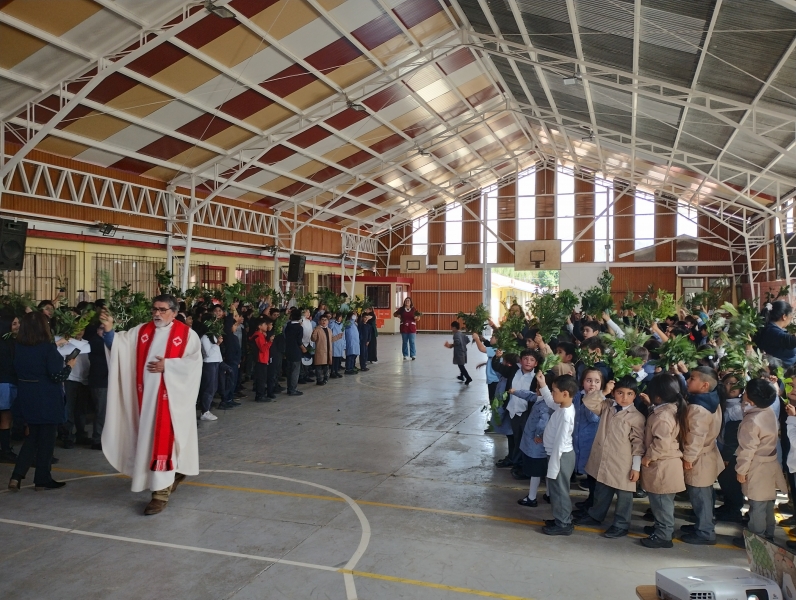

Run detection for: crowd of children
[[474, 299, 796, 550]]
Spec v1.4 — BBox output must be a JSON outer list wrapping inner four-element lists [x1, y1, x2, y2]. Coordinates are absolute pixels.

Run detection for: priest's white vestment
[[103, 321, 202, 492]]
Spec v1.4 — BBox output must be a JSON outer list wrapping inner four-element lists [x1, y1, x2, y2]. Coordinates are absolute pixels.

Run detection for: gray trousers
[[748, 499, 775, 539], [686, 484, 715, 541], [90, 386, 107, 444], [547, 450, 575, 527], [648, 492, 676, 541], [588, 481, 633, 530]]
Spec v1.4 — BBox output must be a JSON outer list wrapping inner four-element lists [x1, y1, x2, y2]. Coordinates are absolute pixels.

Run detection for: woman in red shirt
[[393, 297, 420, 360]]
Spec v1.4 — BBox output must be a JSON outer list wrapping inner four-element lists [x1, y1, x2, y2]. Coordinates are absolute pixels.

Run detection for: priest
[[99, 295, 202, 515]]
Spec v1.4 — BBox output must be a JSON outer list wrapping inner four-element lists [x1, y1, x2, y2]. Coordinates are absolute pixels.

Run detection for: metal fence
[[5, 247, 82, 304], [93, 253, 165, 299]]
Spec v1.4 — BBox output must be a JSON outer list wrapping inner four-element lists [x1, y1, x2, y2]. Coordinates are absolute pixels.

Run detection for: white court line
[[206, 470, 371, 600], [0, 516, 340, 573], [1, 469, 372, 600]]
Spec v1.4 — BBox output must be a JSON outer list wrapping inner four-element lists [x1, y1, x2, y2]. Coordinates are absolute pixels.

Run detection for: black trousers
[[457, 364, 471, 381], [509, 410, 530, 464], [254, 362, 269, 400], [369, 336, 377, 361], [267, 354, 283, 394], [359, 343, 369, 368], [331, 356, 343, 375], [12, 423, 57, 485], [487, 381, 498, 402], [717, 456, 745, 514]]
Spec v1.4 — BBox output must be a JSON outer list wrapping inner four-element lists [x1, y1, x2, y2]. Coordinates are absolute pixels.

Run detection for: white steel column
[[181, 176, 195, 293]]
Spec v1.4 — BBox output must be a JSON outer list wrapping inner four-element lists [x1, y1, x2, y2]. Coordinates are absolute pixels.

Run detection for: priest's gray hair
[[152, 294, 178, 311]]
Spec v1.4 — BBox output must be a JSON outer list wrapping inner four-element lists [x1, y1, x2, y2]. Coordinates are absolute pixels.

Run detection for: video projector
[[656, 566, 782, 600]]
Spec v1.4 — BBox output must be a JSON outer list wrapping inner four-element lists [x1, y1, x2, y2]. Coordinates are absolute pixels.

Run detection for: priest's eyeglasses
[[150, 307, 173, 313]]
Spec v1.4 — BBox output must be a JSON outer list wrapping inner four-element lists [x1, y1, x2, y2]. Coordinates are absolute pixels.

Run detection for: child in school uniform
[[344, 313, 360, 375], [513, 385, 553, 507], [639, 373, 688, 549], [680, 366, 724, 546], [572, 367, 604, 511], [536, 372, 578, 536], [444, 321, 471, 385], [715, 373, 745, 523], [249, 318, 273, 403], [574, 375, 646, 538], [491, 353, 519, 465], [733, 378, 787, 548]]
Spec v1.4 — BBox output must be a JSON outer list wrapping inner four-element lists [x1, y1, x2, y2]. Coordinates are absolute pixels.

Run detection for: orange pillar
[[574, 177, 594, 262], [613, 183, 635, 262], [497, 179, 516, 264], [536, 167, 555, 240]]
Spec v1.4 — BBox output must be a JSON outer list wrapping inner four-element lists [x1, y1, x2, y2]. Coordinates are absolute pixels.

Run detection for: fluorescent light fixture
[[205, 1, 235, 18], [563, 73, 582, 86], [347, 99, 367, 112]]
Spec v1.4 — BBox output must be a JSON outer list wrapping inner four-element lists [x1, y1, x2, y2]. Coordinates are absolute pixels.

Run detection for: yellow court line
[[50, 468, 741, 551], [339, 569, 534, 600]]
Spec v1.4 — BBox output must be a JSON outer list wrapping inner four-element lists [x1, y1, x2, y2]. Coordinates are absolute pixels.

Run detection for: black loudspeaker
[[287, 254, 306, 282], [0, 219, 27, 271]]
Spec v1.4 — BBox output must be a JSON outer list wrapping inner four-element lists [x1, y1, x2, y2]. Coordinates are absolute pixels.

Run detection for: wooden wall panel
[[697, 213, 733, 262], [427, 211, 445, 262], [609, 266, 677, 304], [574, 177, 594, 262], [462, 195, 481, 264], [497, 180, 516, 264], [536, 168, 555, 240], [655, 201, 676, 262], [404, 268, 484, 331], [613, 183, 634, 262]]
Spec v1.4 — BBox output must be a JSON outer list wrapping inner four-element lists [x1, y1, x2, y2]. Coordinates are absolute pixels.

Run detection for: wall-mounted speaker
[[287, 254, 306, 282], [0, 219, 27, 271]]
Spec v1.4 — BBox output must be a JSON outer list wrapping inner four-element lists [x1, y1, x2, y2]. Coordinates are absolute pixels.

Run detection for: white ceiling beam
[[0, 67, 46, 91], [563, 0, 605, 167], [661, 0, 723, 190], [0, 6, 208, 182]]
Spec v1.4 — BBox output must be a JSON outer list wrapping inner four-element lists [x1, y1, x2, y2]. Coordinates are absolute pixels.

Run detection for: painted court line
[[0, 470, 536, 600], [0, 517, 340, 573]]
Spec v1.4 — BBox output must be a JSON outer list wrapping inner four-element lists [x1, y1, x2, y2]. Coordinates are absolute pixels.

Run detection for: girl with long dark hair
[[8, 311, 75, 491]]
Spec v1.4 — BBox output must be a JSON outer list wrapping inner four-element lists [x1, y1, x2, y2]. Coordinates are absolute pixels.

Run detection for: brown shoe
[[144, 498, 168, 515], [170, 473, 186, 493]]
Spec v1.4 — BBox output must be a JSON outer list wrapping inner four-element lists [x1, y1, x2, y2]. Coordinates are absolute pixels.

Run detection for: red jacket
[[394, 307, 417, 334], [250, 330, 272, 364]]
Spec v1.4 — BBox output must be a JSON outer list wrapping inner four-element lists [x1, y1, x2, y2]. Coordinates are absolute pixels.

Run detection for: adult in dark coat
[[358, 314, 373, 371], [284, 308, 305, 396], [754, 300, 796, 367], [85, 321, 109, 450], [9, 311, 75, 491], [362, 308, 378, 362], [0, 314, 18, 462]]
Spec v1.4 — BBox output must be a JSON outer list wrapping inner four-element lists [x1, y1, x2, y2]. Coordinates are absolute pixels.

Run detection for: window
[[445, 203, 463, 256], [635, 190, 655, 250], [8, 247, 81, 304], [517, 168, 536, 241], [317, 273, 341, 294], [236, 265, 272, 290], [594, 177, 614, 262], [482, 185, 498, 263], [556, 164, 575, 263], [280, 268, 309, 294], [93, 253, 163, 298], [412, 215, 428, 256], [199, 266, 226, 290], [365, 284, 390, 309], [677, 201, 698, 237]]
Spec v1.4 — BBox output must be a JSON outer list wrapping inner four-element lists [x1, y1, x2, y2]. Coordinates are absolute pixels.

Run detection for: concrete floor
[[0, 334, 754, 599]]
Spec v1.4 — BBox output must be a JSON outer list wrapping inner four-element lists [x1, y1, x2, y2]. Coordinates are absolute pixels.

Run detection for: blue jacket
[[329, 320, 345, 357], [518, 390, 552, 459], [345, 319, 360, 355], [490, 375, 513, 435], [14, 342, 70, 425], [485, 347, 500, 384], [573, 389, 601, 473], [754, 323, 796, 367]]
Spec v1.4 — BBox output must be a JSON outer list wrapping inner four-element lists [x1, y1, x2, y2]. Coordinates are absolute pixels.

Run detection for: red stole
[[136, 319, 189, 471]]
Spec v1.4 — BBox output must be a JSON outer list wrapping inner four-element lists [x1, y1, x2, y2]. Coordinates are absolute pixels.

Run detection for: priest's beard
[[154, 318, 172, 328]]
